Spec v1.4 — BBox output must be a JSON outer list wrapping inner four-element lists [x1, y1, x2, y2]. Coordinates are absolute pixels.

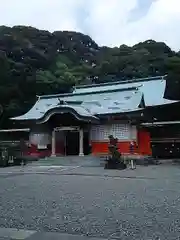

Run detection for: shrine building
[[11, 75, 176, 158]]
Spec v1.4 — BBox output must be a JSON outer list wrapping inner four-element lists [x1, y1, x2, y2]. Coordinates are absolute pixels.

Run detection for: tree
[[0, 25, 179, 126], [164, 57, 180, 100], [36, 61, 76, 95]]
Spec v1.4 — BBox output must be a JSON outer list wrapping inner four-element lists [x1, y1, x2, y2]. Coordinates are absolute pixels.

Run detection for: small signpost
[[130, 141, 136, 170]]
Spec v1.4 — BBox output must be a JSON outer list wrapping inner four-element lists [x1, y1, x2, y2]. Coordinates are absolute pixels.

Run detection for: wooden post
[[51, 129, 56, 156], [79, 128, 84, 156]]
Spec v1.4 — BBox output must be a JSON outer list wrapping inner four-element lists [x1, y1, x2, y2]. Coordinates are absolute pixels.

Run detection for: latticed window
[[90, 124, 131, 141], [111, 124, 129, 140]]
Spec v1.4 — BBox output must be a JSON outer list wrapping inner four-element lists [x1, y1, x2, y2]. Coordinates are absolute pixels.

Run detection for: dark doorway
[[66, 131, 79, 156], [84, 131, 91, 155], [65, 130, 90, 156]]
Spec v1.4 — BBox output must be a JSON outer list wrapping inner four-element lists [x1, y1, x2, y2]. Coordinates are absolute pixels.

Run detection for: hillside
[[0, 25, 179, 126]]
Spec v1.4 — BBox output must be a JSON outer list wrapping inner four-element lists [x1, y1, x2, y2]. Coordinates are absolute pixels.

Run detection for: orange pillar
[[138, 129, 152, 155]]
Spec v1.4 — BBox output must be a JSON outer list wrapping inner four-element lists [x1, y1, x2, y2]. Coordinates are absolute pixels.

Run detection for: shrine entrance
[[45, 112, 97, 157], [65, 130, 90, 156], [52, 126, 91, 156]]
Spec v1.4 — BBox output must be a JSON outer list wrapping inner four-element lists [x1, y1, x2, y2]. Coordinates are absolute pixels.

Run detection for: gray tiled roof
[[81, 90, 143, 115], [74, 76, 176, 106], [12, 76, 175, 121]]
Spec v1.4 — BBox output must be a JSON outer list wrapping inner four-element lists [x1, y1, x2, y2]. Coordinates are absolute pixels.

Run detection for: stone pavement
[[1, 159, 180, 239], [0, 227, 107, 239], [1, 159, 180, 181], [8, 155, 180, 181], [60, 163, 180, 180]]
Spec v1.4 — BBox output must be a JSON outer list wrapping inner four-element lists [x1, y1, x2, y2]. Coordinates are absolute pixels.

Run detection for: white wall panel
[[90, 123, 137, 141], [29, 125, 65, 146], [111, 124, 129, 139], [29, 132, 51, 145], [29, 125, 51, 146]]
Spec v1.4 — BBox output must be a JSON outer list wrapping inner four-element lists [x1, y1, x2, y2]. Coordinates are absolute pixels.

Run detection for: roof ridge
[[75, 75, 166, 90]]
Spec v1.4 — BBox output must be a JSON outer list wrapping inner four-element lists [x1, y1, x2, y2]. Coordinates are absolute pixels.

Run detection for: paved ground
[[1, 159, 180, 239]]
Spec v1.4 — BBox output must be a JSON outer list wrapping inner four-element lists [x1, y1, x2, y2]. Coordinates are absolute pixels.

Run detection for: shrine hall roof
[[12, 75, 176, 122], [73, 75, 174, 106]]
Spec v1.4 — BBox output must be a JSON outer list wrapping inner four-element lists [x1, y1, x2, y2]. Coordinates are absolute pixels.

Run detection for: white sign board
[[55, 126, 80, 131]]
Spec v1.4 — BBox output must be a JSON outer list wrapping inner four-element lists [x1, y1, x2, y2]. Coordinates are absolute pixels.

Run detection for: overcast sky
[[0, 0, 180, 50]]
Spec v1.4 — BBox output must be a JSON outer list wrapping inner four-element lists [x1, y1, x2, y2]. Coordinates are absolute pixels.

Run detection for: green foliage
[[36, 60, 76, 95], [0, 26, 179, 127], [164, 56, 180, 100]]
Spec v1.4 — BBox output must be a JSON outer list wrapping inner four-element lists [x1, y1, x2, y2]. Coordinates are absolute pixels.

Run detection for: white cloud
[[81, 0, 137, 47], [124, 0, 180, 50], [0, 0, 83, 31], [0, 0, 179, 50]]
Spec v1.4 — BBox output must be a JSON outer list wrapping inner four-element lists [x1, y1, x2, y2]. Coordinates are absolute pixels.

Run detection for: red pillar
[[138, 129, 152, 155]]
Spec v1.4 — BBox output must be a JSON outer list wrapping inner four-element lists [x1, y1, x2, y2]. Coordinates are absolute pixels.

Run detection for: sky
[[0, 0, 180, 50]]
